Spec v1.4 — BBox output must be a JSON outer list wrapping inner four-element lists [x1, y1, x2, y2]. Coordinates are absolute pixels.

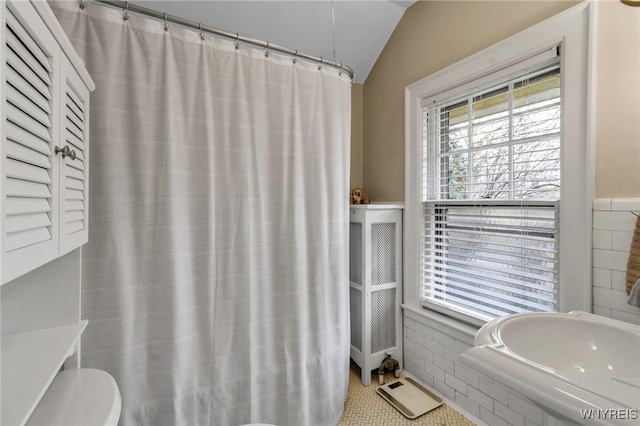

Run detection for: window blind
[[421, 63, 561, 322], [422, 201, 558, 321]]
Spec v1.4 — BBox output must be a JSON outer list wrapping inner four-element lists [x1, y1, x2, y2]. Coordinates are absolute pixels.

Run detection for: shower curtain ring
[[79, 0, 85, 10], [235, 33, 240, 49], [318, 57, 323, 71], [199, 23, 205, 41], [292, 50, 298, 64], [163, 13, 169, 31], [122, 1, 129, 21], [265, 42, 270, 58]]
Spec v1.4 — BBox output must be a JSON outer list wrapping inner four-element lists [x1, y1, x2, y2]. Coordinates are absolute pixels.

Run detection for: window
[[422, 63, 561, 323], [404, 2, 592, 327]]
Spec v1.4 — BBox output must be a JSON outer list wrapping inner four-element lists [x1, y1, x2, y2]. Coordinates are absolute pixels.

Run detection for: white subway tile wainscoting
[[592, 198, 640, 325], [403, 309, 545, 426]]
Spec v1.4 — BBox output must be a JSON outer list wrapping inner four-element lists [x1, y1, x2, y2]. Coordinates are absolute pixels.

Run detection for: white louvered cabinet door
[[1, 1, 61, 284], [58, 57, 89, 255]]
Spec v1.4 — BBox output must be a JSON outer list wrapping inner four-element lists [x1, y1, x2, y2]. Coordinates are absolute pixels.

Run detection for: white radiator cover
[[349, 204, 403, 385]]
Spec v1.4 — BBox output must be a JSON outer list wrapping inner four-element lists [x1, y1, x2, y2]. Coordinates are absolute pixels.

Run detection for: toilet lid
[[27, 368, 121, 426]]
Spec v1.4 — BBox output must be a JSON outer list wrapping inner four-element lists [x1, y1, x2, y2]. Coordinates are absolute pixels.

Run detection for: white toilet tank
[[26, 368, 121, 426]]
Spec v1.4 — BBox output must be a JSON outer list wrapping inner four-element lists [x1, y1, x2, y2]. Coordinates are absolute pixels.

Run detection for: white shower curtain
[[51, 3, 351, 425]]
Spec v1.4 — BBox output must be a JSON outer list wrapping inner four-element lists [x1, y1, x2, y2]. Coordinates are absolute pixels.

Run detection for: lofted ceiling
[[135, 1, 416, 83]]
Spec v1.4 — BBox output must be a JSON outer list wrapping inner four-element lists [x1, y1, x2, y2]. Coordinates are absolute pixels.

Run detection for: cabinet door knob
[[55, 145, 70, 157], [55, 145, 76, 161]]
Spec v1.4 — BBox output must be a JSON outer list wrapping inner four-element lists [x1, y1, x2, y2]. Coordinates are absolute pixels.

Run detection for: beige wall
[[351, 83, 364, 189], [362, 0, 638, 202], [596, 1, 640, 198]]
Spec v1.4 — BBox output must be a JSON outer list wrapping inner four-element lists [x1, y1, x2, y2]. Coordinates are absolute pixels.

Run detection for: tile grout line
[[339, 362, 477, 426]]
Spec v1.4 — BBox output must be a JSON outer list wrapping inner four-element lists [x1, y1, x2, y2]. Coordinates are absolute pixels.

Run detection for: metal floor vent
[[376, 377, 443, 419]]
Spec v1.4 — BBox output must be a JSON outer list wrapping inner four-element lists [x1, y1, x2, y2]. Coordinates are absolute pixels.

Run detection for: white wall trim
[[404, 1, 594, 322]]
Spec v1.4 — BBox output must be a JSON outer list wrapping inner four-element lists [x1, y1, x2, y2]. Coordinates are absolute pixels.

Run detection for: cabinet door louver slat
[[65, 155, 85, 170], [64, 188, 84, 201], [66, 87, 84, 113], [7, 212, 52, 234], [6, 66, 52, 114], [6, 179, 51, 199], [66, 96, 83, 122], [65, 177, 84, 192], [6, 140, 51, 169], [5, 11, 52, 74], [65, 121, 83, 145], [3, 8, 55, 257], [6, 84, 52, 127], [6, 158, 51, 184], [67, 117, 84, 138], [6, 47, 51, 100], [6, 121, 51, 155], [65, 128, 83, 151], [65, 102, 84, 133], [6, 228, 52, 253], [65, 221, 84, 236], [6, 198, 52, 216], [64, 210, 84, 224], [60, 78, 88, 244], [6, 103, 52, 143], [5, 30, 52, 87], [64, 165, 83, 181], [65, 200, 84, 212]]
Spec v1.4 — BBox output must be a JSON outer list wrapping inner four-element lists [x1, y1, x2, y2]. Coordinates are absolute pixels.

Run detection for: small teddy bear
[[350, 188, 371, 205]]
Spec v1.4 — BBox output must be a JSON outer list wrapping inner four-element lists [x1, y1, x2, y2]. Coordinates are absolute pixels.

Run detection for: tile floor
[[339, 363, 475, 426]]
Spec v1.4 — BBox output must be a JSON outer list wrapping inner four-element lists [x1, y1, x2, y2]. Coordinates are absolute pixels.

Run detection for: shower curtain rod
[[90, 0, 355, 80]]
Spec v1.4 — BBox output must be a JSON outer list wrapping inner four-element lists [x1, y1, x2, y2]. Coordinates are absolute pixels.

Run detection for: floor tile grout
[[339, 362, 475, 426]]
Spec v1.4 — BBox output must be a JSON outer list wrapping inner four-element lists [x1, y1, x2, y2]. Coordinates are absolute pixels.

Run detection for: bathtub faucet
[[628, 279, 640, 307]]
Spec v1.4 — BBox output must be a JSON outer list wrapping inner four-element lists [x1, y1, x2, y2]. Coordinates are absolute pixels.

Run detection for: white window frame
[[403, 1, 595, 327]]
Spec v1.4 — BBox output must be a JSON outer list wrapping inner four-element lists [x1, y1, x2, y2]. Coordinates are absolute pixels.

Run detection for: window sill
[[401, 304, 479, 345]]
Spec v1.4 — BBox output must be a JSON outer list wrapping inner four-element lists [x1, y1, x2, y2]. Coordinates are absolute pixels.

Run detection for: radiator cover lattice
[[370, 288, 396, 354], [371, 223, 396, 286], [349, 223, 363, 284], [350, 286, 362, 351]]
